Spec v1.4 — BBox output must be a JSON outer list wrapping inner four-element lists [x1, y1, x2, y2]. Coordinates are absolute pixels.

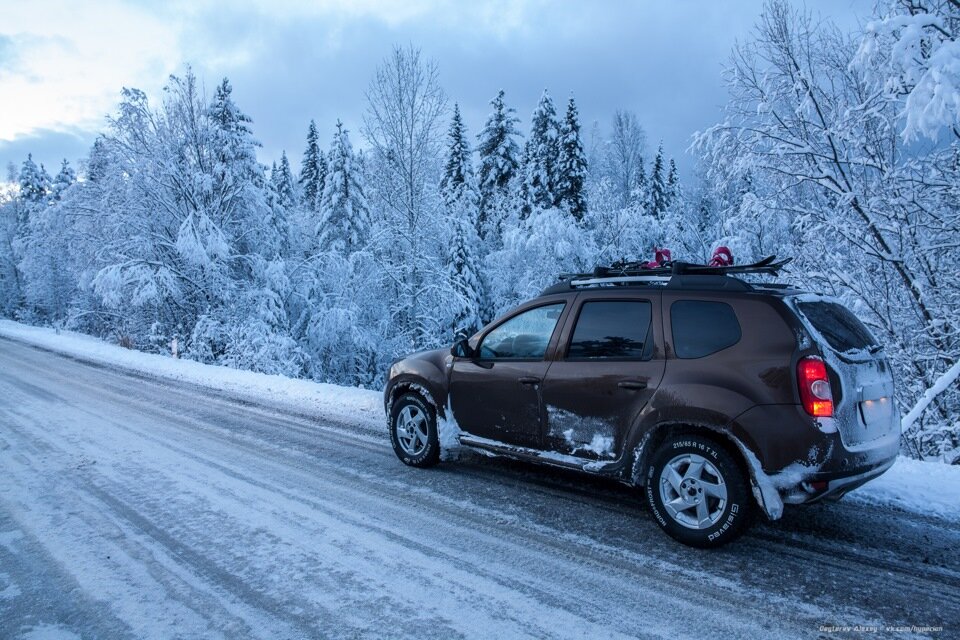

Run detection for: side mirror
[[451, 338, 474, 358]]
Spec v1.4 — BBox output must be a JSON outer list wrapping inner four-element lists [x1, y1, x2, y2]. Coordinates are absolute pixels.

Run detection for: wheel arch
[[386, 379, 443, 423], [629, 421, 783, 521]]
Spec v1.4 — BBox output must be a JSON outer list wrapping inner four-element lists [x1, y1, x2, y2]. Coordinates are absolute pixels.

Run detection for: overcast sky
[[0, 0, 873, 182]]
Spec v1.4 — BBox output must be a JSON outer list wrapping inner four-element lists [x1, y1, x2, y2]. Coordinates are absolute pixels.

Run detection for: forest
[[1, 0, 957, 462]]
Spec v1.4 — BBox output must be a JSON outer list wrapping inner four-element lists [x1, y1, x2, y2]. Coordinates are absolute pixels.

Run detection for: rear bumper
[[733, 402, 900, 508], [781, 439, 899, 504]]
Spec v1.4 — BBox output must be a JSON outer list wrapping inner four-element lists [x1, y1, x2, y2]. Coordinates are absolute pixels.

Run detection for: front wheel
[[645, 435, 754, 548], [390, 393, 440, 468]]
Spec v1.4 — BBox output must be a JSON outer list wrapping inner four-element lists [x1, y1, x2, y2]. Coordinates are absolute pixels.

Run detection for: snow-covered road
[[1, 337, 958, 639]]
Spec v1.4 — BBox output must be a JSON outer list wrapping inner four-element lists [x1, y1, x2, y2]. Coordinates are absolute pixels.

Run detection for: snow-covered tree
[[77, 71, 280, 360], [15, 155, 86, 323], [217, 257, 307, 377], [299, 120, 326, 212], [856, 0, 960, 142], [12, 156, 59, 320], [363, 45, 448, 350], [51, 159, 76, 201], [440, 104, 473, 203], [206, 77, 273, 259], [209, 78, 258, 168], [556, 96, 588, 222], [476, 89, 522, 241], [263, 167, 292, 260], [318, 121, 369, 253], [85, 138, 111, 184], [667, 158, 679, 203], [440, 105, 483, 336], [632, 160, 649, 210], [273, 151, 297, 210], [0, 204, 19, 316], [598, 110, 647, 208], [649, 142, 668, 219], [523, 89, 561, 213], [446, 192, 483, 337], [17, 155, 50, 209], [487, 207, 597, 315], [0, 164, 24, 317], [586, 177, 652, 264]]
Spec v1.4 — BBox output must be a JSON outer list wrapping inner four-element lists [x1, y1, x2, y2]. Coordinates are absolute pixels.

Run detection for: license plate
[[859, 396, 893, 426]]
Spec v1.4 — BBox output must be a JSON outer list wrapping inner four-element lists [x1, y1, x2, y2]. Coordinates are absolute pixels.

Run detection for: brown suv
[[383, 258, 901, 547]]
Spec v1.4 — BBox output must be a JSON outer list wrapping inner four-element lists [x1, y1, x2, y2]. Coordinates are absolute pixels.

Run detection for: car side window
[[567, 300, 651, 360], [670, 300, 741, 358], [478, 303, 565, 360]]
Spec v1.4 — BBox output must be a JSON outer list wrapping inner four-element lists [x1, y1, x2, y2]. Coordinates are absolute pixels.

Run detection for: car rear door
[[449, 300, 571, 448], [539, 293, 666, 459], [788, 296, 900, 449]]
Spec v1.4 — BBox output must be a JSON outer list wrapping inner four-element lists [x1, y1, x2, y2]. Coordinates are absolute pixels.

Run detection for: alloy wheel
[[395, 405, 429, 456], [658, 453, 728, 530]]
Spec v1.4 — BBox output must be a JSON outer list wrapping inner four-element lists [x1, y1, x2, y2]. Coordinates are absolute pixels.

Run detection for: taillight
[[797, 356, 834, 417]]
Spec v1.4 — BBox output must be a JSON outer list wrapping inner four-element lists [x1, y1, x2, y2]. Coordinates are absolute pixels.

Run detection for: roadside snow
[[0, 320, 383, 430], [848, 456, 960, 521], [1, 319, 958, 523], [19, 625, 82, 640]]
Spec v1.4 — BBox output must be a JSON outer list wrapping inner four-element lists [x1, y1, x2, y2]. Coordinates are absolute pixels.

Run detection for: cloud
[[0, 0, 180, 142], [168, 0, 547, 36], [0, 0, 875, 178]]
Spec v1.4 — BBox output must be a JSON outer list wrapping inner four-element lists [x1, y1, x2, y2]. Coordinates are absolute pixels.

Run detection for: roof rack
[[543, 255, 793, 295]]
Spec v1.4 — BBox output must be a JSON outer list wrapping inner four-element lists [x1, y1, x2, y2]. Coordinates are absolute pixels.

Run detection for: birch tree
[[363, 45, 448, 349]]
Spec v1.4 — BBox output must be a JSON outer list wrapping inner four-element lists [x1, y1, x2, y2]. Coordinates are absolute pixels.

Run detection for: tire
[[389, 393, 440, 468], [645, 434, 754, 548]]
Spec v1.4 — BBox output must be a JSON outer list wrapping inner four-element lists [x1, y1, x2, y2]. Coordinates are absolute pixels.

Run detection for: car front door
[[540, 294, 665, 459], [448, 301, 569, 448]]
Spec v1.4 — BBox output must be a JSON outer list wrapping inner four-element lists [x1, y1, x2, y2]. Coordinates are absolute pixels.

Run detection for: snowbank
[[0, 320, 383, 430], [847, 456, 960, 521], [1, 320, 958, 522]]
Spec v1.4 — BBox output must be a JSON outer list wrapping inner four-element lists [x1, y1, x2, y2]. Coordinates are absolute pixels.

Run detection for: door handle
[[618, 380, 648, 390], [518, 376, 541, 386]]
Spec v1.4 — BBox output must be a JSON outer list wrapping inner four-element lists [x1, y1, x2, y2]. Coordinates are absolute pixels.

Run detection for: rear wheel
[[645, 435, 753, 548], [390, 393, 440, 468]]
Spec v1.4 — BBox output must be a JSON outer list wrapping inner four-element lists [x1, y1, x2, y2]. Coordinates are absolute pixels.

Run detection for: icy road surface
[[0, 338, 958, 639]]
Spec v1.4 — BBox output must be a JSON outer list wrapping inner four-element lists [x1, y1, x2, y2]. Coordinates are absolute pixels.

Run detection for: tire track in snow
[[0, 407, 310, 639]]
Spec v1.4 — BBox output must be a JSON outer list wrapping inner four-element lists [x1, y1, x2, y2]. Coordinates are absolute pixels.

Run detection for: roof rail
[[567, 275, 672, 287]]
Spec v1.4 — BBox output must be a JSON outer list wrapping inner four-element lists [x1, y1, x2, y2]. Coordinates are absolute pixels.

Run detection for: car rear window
[[796, 301, 877, 354], [670, 300, 741, 359], [567, 301, 652, 359]]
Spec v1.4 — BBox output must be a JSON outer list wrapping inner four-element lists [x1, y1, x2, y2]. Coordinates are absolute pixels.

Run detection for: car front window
[[478, 303, 565, 360]]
